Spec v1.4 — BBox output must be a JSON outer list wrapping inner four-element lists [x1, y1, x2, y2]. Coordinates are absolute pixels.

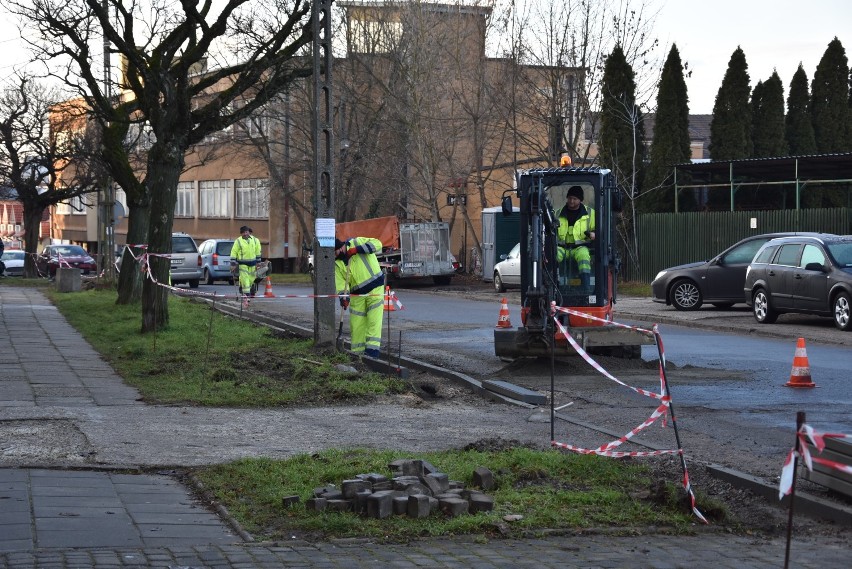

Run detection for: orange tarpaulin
[[335, 216, 400, 250]]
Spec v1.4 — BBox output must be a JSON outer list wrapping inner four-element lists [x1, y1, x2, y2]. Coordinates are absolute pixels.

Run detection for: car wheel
[[494, 272, 506, 293], [203, 268, 215, 285], [833, 291, 851, 331], [752, 289, 777, 324], [670, 279, 702, 310], [189, 279, 200, 289]]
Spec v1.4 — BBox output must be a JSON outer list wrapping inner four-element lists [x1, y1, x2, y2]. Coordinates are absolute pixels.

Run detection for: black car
[[650, 232, 834, 311], [744, 234, 852, 331]]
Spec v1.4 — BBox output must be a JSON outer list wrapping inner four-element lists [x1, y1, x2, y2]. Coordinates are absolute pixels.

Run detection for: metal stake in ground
[[336, 261, 350, 351], [652, 327, 705, 522], [784, 411, 806, 569]]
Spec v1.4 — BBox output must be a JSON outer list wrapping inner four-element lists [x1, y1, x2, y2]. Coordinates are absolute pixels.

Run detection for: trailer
[[336, 216, 457, 285]]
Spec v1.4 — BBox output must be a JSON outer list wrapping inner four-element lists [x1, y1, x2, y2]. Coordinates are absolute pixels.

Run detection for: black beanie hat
[[239, 225, 250, 233], [567, 186, 584, 201]]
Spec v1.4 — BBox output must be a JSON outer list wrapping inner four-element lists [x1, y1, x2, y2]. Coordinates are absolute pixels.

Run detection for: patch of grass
[[0, 277, 51, 288], [269, 272, 311, 285], [48, 289, 406, 406], [618, 280, 651, 297], [193, 448, 701, 542]]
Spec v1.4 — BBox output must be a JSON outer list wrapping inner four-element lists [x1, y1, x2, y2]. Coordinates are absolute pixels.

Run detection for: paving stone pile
[[297, 459, 496, 519]]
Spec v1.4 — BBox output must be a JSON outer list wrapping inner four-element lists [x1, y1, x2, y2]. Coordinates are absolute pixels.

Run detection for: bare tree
[[0, 74, 101, 278], [6, 0, 314, 331]]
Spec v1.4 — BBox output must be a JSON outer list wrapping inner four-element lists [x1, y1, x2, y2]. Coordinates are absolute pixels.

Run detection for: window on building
[[199, 180, 232, 218], [348, 19, 402, 54], [235, 178, 269, 219], [233, 99, 269, 138], [126, 120, 156, 151], [114, 187, 127, 217], [176, 181, 195, 218]]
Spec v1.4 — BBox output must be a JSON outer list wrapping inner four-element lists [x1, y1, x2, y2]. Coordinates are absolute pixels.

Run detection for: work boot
[[579, 273, 591, 293]]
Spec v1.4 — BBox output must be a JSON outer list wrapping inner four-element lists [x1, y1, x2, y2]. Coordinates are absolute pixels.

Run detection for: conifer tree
[[785, 64, 817, 155], [644, 44, 691, 212], [810, 37, 851, 152], [709, 47, 753, 160], [599, 45, 645, 199], [751, 71, 787, 158]]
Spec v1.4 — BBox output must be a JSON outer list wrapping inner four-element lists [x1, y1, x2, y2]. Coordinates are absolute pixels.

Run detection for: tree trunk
[[21, 205, 45, 278], [140, 144, 183, 333], [116, 200, 151, 304]]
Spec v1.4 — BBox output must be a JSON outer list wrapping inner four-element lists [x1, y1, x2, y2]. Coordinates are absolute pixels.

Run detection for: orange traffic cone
[[785, 337, 816, 388], [263, 276, 276, 298], [384, 286, 396, 312], [496, 297, 512, 328]]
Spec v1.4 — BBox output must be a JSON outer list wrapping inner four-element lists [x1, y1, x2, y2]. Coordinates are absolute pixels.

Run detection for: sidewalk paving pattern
[[0, 286, 849, 568]]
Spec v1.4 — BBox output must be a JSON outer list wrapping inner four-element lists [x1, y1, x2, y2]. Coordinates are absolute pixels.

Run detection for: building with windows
[[48, 1, 590, 274]]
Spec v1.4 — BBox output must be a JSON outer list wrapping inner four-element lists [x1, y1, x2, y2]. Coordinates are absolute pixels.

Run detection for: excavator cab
[[494, 165, 645, 358]]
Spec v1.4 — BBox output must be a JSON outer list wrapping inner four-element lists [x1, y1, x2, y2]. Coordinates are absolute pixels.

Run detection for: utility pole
[[311, 0, 336, 347], [97, 0, 116, 283]]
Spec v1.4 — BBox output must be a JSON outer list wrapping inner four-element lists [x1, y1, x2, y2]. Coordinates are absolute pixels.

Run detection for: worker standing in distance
[[556, 185, 596, 291], [230, 225, 263, 298], [335, 236, 384, 357]]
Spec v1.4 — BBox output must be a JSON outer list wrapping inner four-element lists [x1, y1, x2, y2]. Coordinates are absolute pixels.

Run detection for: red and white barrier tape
[[549, 307, 707, 523], [779, 425, 852, 499], [124, 252, 406, 307]]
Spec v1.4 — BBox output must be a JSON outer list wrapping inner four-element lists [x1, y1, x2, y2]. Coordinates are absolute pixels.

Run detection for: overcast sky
[[654, 0, 852, 114], [1, 0, 851, 116]]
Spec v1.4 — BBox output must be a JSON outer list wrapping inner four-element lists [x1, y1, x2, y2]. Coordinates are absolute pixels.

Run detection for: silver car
[[493, 243, 521, 293], [170, 233, 202, 288], [198, 238, 235, 285]]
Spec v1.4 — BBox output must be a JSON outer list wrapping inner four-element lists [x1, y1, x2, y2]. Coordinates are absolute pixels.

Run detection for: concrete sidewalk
[[0, 285, 848, 567]]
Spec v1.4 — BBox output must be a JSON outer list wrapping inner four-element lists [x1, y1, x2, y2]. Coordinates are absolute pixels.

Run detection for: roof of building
[[673, 152, 852, 184]]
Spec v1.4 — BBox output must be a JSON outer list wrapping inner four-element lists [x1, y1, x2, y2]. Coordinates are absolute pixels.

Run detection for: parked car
[[1, 249, 25, 277], [744, 234, 852, 331], [36, 244, 97, 277], [650, 232, 834, 311], [493, 243, 521, 293], [170, 233, 202, 288], [198, 238, 235, 285]]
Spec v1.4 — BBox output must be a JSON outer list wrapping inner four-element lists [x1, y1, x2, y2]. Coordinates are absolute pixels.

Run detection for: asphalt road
[[198, 281, 851, 483]]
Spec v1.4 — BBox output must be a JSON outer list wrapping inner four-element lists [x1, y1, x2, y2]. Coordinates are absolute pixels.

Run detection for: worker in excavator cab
[[556, 185, 596, 292]]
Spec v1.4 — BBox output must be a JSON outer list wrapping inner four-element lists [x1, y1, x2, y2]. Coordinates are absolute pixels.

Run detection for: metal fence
[[620, 208, 852, 283]]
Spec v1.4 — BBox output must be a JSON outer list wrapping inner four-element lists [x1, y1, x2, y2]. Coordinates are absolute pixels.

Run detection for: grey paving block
[[481, 379, 547, 405], [123, 502, 207, 514], [0, 524, 32, 540], [32, 506, 128, 519], [36, 529, 142, 548], [30, 485, 118, 498], [35, 517, 135, 532], [129, 512, 225, 525], [31, 496, 124, 508], [136, 523, 235, 539], [0, 539, 34, 552]]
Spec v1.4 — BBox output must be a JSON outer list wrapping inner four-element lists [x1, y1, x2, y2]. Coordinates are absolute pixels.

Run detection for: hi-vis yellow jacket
[[335, 236, 384, 295]]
